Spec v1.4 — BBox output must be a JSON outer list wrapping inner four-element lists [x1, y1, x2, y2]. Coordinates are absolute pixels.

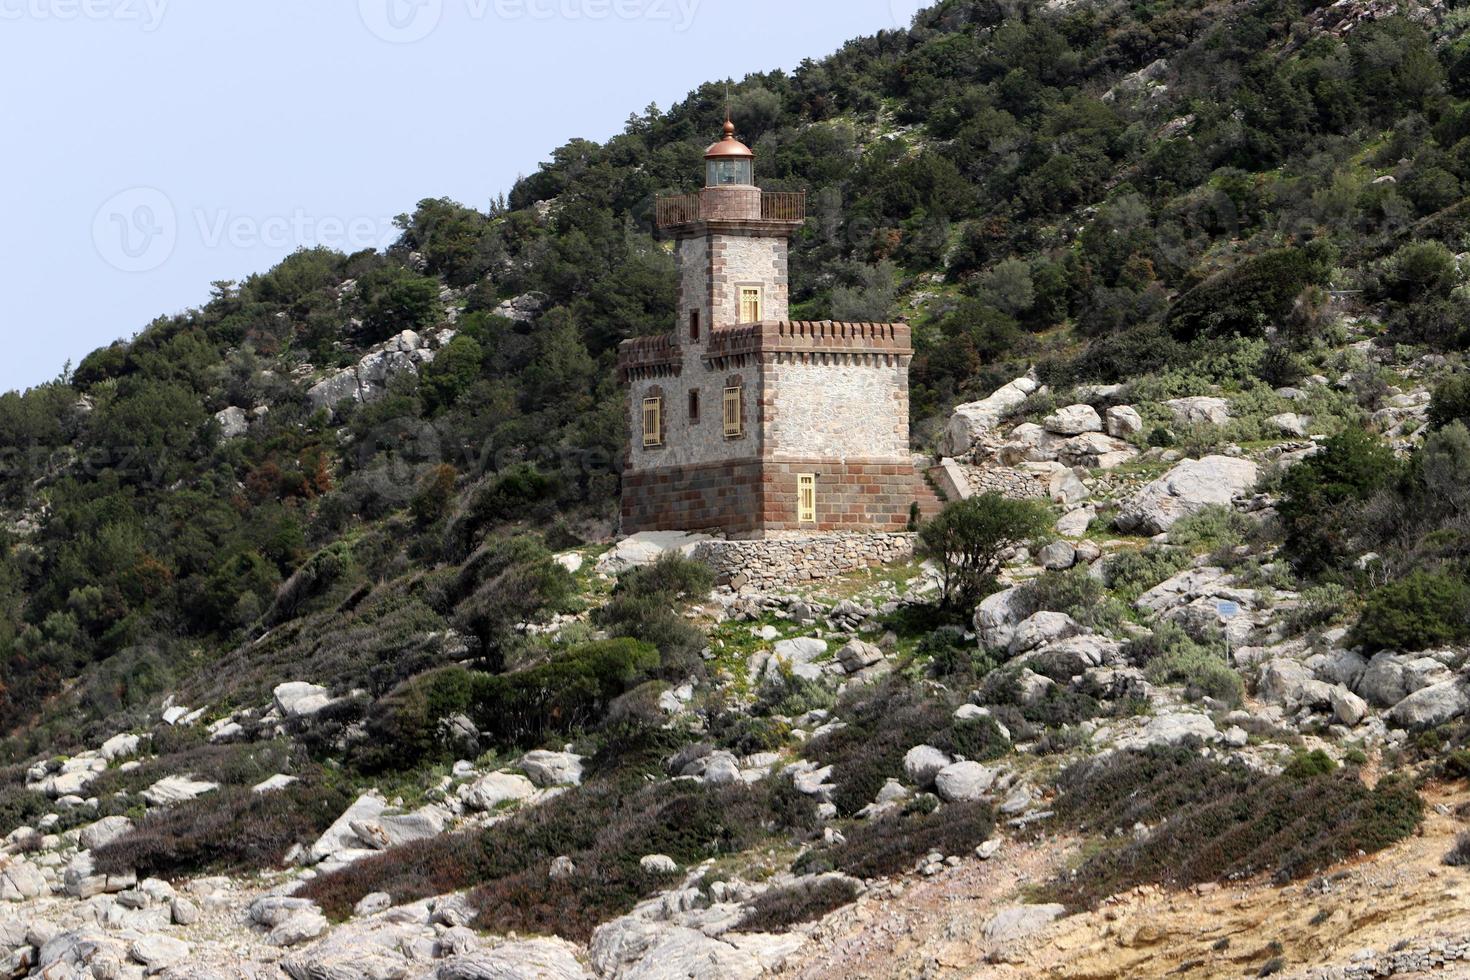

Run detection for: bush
[[93, 780, 352, 878], [1445, 832, 1470, 868], [1104, 548, 1192, 603], [1166, 244, 1335, 341], [918, 495, 1052, 610], [1351, 570, 1470, 654], [740, 878, 861, 933], [1429, 375, 1470, 432], [1013, 569, 1127, 633], [301, 778, 816, 940], [1050, 748, 1422, 908], [795, 801, 995, 879], [1131, 622, 1244, 707], [1283, 749, 1338, 780], [1279, 428, 1400, 575], [1380, 241, 1460, 303], [597, 554, 715, 678], [1168, 505, 1254, 554]]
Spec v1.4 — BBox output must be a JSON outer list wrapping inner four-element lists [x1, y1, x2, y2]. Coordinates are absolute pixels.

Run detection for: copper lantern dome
[[705, 120, 754, 187]]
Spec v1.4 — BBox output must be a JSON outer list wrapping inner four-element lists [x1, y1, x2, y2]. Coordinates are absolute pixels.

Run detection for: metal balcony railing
[[654, 191, 806, 229]]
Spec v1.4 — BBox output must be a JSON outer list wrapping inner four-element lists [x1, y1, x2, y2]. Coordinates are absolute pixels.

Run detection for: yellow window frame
[[739, 286, 762, 324], [642, 397, 662, 448], [797, 474, 817, 524], [723, 386, 743, 438]]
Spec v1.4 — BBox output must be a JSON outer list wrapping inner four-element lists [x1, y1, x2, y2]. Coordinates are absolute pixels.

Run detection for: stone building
[[618, 120, 932, 538]]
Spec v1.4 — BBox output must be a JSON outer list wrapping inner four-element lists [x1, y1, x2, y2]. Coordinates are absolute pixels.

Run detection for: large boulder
[[141, 776, 219, 807], [903, 746, 953, 789], [520, 751, 585, 788], [459, 773, 537, 812], [309, 794, 389, 864], [1164, 397, 1232, 427], [596, 532, 713, 575], [975, 588, 1029, 651], [941, 376, 1042, 456], [1106, 406, 1144, 439], [934, 762, 1001, 803], [1043, 405, 1103, 436], [273, 681, 334, 718], [1009, 613, 1084, 657], [1389, 682, 1470, 730], [1116, 456, 1259, 535], [437, 939, 588, 980], [983, 904, 1067, 946]]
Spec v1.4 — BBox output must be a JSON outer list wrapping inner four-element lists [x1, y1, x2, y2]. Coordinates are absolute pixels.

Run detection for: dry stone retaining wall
[[693, 532, 916, 589]]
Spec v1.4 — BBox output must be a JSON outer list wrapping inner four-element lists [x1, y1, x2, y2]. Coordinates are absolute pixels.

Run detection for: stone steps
[[914, 472, 948, 520]]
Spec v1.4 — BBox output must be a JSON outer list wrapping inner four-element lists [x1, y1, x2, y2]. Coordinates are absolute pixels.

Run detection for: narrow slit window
[[689, 310, 700, 341], [642, 397, 662, 448], [688, 389, 700, 423], [798, 474, 817, 524], [739, 287, 762, 324], [723, 386, 743, 438]]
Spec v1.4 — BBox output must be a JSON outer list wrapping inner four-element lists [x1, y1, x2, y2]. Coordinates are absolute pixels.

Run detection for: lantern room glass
[[707, 158, 754, 187]]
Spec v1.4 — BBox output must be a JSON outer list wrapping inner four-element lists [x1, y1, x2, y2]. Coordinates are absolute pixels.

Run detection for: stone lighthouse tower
[[618, 119, 920, 538]]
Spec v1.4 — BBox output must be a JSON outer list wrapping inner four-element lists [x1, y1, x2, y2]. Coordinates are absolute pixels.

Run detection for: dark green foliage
[[1351, 570, 1470, 653], [92, 780, 353, 878], [1126, 621, 1244, 707], [1049, 748, 1422, 908], [1166, 244, 1335, 341], [1279, 429, 1400, 576], [807, 679, 1008, 817], [1283, 750, 1338, 780], [794, 802, 995, 879], [740, 878, 861, 933], [301, 778, 816, 940], [1445, 832, 1470, 867], [595, 554, 714, 678], [354, 264, 441, 344], [1013, 569, 1127, 634], [919, 495, 1051, 610], [1429, 376, 1470, 432]]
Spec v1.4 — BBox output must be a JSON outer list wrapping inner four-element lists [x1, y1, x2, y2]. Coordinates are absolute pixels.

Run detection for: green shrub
[[1133, 623, 1244, 707], [1380, 241, 1460, 303], [1282, 584, 1356, 636], [740, 878, 861, 933], [1429, 375, 1470, 432], [918, 495, 1052, 610], [1283, 749, 1338, 779], [1279, 428, 1400, 575], [301, 778, 816, 940], [1168, 505, 1254, 554], [92, 780, 352, 878], [1013, 569, 1128, 633], [795, 802, 995, 879], [597, 554, 715, 677], [1166, 244, 1335, 341], [1049, 748, 1422, 908], [1351, 570, 1470, 653], [1104, 548, 1192, 603]]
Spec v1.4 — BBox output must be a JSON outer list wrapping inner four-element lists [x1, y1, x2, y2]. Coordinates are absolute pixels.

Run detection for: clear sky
[[0, 0, 925, 395]]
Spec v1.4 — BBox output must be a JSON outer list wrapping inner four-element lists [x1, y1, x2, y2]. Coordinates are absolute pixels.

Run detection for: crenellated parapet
[[617, 333, 681, 383], [705, 320, 913, 367]]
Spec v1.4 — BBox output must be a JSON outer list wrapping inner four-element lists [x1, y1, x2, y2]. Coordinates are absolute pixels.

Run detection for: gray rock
[[519, 750, 584, 788], [1043, 405, 1104, 436], [1009, 613, 1083, 657], [941, 376, 1042, 457], [1164, 396, 1232, 427], [141, 775, 219, 807], [353, 892, 392, 918], [351, 806, 448, 850], [129, 935, 189, 972], [1106, 406, 1144, 439], [99, 733, 142, 762], [934, 762, 1000, 803], [983, 904, 1067, 946], [213, 407, 250, 440], [640, 855, 679, 875], [1056, 507, 1096, 539], [1268, 413, 1310, 437], [0, 861, 46, 902], [903, 746, 953, 789], [79, 816, 134, 851], [1389, 682, 1470, 730], [253, 774, 299, 794], [835, 640, 884, 673], [170, 896, 199, 926], [250, 896, 319, 928], [309, 794, 389, 863], [975, 587, 1028, 651], [1330, 686, 1369, 727], [1116, 456, 1259, 535], [268, 910, 329, 947], [1039, 541, 1077, 571], [273, 681, 334, 718], [459, 773, 536, 812]]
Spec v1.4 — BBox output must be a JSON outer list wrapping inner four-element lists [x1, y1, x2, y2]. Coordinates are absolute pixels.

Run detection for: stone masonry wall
[[621, 458, 922, 537], [692, 532, 916, 589], [762, 353, 909, 461], [709, 233, 788, 330]]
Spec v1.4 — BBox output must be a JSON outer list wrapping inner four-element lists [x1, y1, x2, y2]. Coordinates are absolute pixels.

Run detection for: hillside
[[0, 0, 1468, 975]]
